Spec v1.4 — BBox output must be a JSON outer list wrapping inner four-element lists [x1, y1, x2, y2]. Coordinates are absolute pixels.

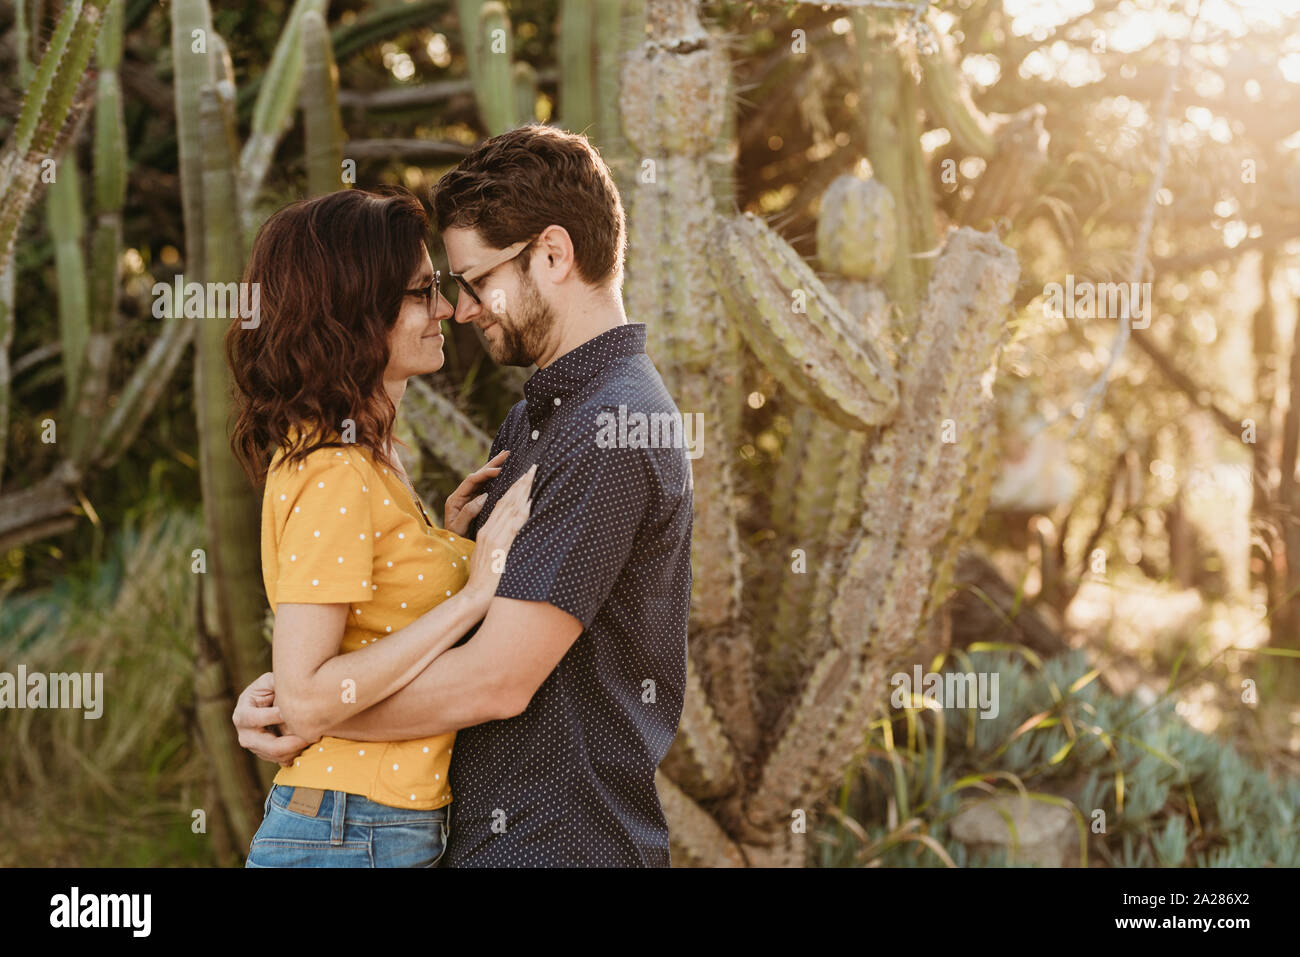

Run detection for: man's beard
[[488, 268, 554, 366]]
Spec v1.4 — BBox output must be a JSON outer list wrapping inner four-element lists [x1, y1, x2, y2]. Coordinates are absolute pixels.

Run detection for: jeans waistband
[[269, 783, 448, 830]]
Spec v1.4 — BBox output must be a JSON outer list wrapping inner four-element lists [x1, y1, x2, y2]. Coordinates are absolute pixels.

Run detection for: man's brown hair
[[431, 124, 626, 288]]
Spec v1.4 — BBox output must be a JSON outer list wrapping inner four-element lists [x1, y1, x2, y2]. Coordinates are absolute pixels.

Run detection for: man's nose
[[451, 292, 479, 323]]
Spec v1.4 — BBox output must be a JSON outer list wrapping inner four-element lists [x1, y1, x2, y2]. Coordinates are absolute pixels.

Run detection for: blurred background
[[0, 0, 1297, 867]]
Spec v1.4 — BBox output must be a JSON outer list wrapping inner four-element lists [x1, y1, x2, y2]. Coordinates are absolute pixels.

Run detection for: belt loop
[[330, 790, 346, 845]]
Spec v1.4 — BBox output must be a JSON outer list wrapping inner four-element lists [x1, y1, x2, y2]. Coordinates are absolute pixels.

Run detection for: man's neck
[[534, 289, 627, 370]]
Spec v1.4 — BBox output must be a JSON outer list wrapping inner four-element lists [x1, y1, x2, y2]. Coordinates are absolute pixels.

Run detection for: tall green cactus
[[559, 0, 596, 133], [239, 0, 329, 233], [743, 228, 1017, 828], [301, 8, 346, 197], [473, 2, 518, 135], [71, 0, 127, 467], [47, 166, 90, 419]]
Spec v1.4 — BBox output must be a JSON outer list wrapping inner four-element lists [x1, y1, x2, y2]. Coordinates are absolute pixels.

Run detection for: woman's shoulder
[[267, 440, 379, 490]]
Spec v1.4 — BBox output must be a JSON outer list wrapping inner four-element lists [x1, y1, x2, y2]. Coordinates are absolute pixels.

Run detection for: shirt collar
[[523, 323, 646, 429]]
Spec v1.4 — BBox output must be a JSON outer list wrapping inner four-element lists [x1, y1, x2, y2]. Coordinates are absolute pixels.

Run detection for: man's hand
[[232, 671, 313, 767]]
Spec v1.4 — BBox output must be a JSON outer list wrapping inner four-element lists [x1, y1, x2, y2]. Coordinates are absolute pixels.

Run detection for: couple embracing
[[226, 124, 692, 868]]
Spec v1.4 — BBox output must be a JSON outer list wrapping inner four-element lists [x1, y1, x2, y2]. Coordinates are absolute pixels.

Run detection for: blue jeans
[[245, 784, 449, 868]]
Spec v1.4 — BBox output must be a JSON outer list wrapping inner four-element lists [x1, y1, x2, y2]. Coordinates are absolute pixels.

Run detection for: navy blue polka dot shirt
[[443, 322, 693, 867]]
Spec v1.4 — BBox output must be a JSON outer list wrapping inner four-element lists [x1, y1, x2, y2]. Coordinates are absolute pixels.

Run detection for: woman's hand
[[462, 463, 536, 611], [232, 671, 314, 767], [444, 450, 510, 536]]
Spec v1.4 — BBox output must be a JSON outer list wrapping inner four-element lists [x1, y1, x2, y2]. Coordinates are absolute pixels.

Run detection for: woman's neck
[[383, 375, 406, 411]]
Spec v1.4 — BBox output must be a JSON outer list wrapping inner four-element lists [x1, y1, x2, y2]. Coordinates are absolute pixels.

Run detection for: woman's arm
[[273, 587, 490, 744], [274, 462, 536, 743]]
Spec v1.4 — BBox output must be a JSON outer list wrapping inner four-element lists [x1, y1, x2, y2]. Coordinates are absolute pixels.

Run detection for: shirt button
[[553, 397, 561, 406], [531, 429, 539, 440]]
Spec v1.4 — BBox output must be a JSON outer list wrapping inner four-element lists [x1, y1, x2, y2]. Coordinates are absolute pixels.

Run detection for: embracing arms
[[320, 594, 583, 739]]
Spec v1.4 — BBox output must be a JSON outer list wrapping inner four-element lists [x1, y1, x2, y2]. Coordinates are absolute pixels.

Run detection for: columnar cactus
[[0, 0, 112, 275], [616, 0, 1017, 865], [301, 9, 346, 197], [618, 0, 765, 774]]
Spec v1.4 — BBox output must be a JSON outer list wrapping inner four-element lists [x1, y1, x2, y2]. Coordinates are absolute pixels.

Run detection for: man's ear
[[540, 223, 577, 280]]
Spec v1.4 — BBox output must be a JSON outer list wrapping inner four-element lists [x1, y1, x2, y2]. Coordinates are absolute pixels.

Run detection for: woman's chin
[[419, 343, 446, 374]]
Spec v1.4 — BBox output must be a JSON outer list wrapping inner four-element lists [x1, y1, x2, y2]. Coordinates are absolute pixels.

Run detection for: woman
[[226, 186, 533, 867]]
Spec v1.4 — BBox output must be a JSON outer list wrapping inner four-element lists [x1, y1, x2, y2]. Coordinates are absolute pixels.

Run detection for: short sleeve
[[270, 451, 375, 604], [494, 418, 651, 630]]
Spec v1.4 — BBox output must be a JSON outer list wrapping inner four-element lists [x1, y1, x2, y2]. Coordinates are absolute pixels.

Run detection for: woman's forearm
[[275, 588, 488, 741]]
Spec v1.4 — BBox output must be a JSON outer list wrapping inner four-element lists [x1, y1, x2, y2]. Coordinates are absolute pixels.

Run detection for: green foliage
[[817, 649, 1300, 868], [0, 509, 215, 867]]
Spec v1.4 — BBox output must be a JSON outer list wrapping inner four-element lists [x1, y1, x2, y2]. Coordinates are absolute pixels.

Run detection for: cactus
[[47, 165, 90, 419], [71, 0, 128, 468], [301, 8, 346, 197], [559, 0, 597, 133], [817, 174, 898, 281], [710, 212, 898, 431], [0, 0, 111, 276], [238, 0, 329, 232], [472, 2, 518, 135], [173, 1, 322, 847], [917, 9, 996, 159], [513, 61, 539, 126], [0, 262, 13, 490], [402, 378, 493, 479]]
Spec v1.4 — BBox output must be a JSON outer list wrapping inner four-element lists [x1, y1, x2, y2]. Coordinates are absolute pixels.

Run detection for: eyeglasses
[[403, 272, 449, 314], [447, 235, 540, 309]]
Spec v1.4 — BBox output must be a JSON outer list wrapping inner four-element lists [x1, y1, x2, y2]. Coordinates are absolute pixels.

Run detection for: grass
[[0, 508, 218, 866]]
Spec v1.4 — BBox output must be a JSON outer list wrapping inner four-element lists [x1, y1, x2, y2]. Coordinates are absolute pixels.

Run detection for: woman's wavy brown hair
[[226, 186, 431, 486]]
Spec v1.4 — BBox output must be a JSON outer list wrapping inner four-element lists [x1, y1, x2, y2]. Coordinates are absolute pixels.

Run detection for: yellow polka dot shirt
[[260, 432, 474, 810]]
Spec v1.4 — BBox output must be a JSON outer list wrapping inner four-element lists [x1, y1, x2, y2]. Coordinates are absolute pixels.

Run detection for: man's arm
[[316, 594, 583, 740], [286, 407, 648, 743]]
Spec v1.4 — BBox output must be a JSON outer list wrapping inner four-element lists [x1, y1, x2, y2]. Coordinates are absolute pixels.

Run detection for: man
[[233, 124, 693, 867]]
